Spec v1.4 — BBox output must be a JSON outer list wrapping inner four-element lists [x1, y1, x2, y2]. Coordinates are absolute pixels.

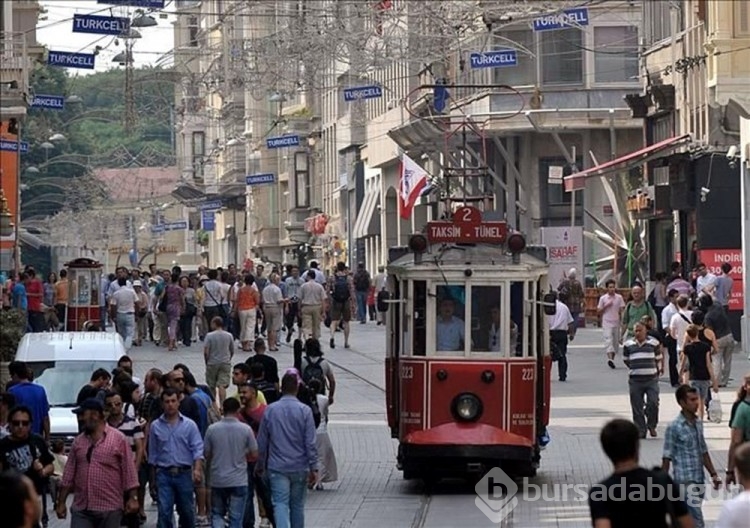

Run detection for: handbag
[[707, 394, 722, 424], [157, 291, 167, 313]]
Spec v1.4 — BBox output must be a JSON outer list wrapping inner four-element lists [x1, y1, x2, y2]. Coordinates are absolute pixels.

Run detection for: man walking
[[283, 266, 305, 343], [548, 292, 575, 382], [328, 262, 355, 349], [597, 279, 625, 369], [717, 442, 750, 527], [299, 271, 327, 341], [660, 289, 681, 387], [623, 322, 663, 438], [110, 277, 140, 350], [662, 385, 722, 528], [714, 262, 734, 315], [55, 398, 139, 528], [621, 284, 657, 341], [205, 398, 258, 528], [352, 263, 371, 324], [7, 361, 49, 441], [256, 373, 318, 528], [204, 316, 235, 405]]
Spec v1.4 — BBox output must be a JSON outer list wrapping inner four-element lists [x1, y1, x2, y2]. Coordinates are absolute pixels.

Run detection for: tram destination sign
[[425, 206, 508, 244]]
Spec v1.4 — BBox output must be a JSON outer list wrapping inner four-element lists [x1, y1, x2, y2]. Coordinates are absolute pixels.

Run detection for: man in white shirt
[[110, 277, 140, 350], [261, 274, 284, 352], [436, 298, 465, 352], [309, 261, 326, 285], [716, 441, 750, 527], [283, 266, 305, 343], [668, 295, 693, 359], [597, 279, 626, 369], [695, 263, 717, 300], [548, 294, 575, 382], [660, 289, 681, 387]]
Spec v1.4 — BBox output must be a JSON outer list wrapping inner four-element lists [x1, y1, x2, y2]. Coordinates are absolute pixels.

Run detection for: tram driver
[[488, 306, 519, 353], [436, 298, 465, 351]]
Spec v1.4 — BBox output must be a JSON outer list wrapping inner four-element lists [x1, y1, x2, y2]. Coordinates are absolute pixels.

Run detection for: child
[[49, 439, 68, 501], [679, 324, 718, 420], [367, 285, 377, 322], [308, 378, 338, 490]]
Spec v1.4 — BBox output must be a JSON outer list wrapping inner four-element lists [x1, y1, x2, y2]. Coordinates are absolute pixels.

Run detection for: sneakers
[[259, 519, 272, 528], [196, 516, 210, 527], [330, 337, 335, 349], [607, 359, 616, 369]]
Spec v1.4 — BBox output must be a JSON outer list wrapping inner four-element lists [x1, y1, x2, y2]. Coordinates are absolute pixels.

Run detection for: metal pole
[[570, 146, 577, 227], [740, 117, 749, 352]]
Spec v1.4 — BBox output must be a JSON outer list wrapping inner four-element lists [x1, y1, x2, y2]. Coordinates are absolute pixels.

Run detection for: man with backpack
[[353, 263, 371, 324], [621, 284, 657, 342], [327, 262, 356, 349], [300, 338, 336, 405]]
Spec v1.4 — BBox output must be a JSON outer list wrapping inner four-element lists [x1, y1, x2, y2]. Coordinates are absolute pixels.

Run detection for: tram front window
[[435, 285, 466, 352], [470, 286, 512, 354]]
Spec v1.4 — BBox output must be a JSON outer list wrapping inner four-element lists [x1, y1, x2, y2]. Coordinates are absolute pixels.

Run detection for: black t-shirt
[[647, 329, 663, 346], [246, 354, 279, 384], [684, 341, 711, 381], [588, 468, 688, 528], [179, 395, 201, 427], [0, 434, 55, 492], [76, 384, 101, 405]]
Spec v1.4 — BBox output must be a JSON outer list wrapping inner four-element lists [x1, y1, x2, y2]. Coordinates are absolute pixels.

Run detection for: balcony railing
[[0, 32, 31, 115]]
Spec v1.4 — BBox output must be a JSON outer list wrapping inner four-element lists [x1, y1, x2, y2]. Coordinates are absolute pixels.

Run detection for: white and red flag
[[399, 154, 429, 220]]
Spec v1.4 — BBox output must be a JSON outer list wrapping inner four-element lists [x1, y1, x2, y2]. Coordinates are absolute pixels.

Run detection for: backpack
[[302, 355, 326, 394], [355, 271, 370, 292], [331, 275, 350, 302], [192, 391, 220, 434]]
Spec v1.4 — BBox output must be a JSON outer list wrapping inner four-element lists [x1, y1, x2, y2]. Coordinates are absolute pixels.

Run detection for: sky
[[37, 0, 176, 75]]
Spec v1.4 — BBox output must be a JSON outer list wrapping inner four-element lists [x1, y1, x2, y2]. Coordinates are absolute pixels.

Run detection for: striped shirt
[[622, 336, 662, 380], [109, 414, 144, 453]]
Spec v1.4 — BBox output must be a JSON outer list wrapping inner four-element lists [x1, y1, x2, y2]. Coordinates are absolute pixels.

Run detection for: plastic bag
[[708, 394, 722, 424]]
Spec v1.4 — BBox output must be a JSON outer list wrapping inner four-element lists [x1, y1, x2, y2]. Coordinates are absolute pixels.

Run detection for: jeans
[[355, 291, 367, 322], [628, 377, 660, 435], [665, 336, 679, 386], [29, 310, 45, 332], [712, 334, 735, 386], [268, 470, 308, 528], [679, 482, 705, 528], [155, 468, 195, 528], [116, 312, 135, 349], [70, 509, 122, 528], [179, 313, 193, 346], [550, 330, 569, 380], [211, 486, 247, 528], [250, 464, 275, 528]]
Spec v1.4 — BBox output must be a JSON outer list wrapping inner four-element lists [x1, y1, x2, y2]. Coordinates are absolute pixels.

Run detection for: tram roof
[[387, 243, 548, 274]]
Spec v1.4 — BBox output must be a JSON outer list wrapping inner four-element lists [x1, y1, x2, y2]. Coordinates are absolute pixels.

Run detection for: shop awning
[[352, 190, 380, 239], [563, 134, 691, 192]]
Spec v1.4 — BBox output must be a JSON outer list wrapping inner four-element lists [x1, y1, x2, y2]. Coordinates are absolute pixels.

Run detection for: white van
[[15, 332, 125, 444]]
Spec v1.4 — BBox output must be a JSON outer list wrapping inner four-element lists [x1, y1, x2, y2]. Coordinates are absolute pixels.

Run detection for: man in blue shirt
[[256, 373, 318, 528], [7, 361, 49, 441], [148, 388, 204, 528], [436, 298, 465, 351], [11, 272, 28, 312]]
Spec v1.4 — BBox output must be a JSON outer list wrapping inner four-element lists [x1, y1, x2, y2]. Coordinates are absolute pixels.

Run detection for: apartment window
[[644, 1, 682, 46], [192, 131, 205, 179], [494, 30, 536, 86], [735, 3, 750, 37], [594, 27, 639, 83], [540, 29, 583, 85], [540, 157, 581, 205], [188, 17, 199, 47]]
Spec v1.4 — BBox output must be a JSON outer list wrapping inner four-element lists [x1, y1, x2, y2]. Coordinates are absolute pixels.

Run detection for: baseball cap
[[199, 275, 209, 282], [72, 398, 104, 415], [132, 280, 142, 287]]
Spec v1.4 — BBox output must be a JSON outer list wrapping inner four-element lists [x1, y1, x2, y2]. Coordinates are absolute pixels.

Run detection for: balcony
[[0, 33, 31, 120]]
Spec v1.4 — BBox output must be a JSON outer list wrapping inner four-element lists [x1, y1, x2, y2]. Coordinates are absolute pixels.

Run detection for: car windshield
[[30, 361, 117, 406]]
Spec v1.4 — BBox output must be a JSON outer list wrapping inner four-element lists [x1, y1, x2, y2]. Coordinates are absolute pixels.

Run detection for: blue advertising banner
[[31, 95, 65, 110], [152, 221, 188, 233], [0, 140, 29, 153], [532, 7, 589, 32], [201, 210, 215, 231], [200, 200, 223, 211], [72, 14, 130, 36], [469, 50, 518, 69], [266, 135, 300, 149], [97, 0, 165, 7], [246, 173, 275, 186], [48, 51, 96, 69], [343, 85, 383, 102]]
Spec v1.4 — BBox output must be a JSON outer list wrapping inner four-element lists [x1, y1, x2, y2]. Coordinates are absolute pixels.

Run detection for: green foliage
[[0, 309, 27, 362]]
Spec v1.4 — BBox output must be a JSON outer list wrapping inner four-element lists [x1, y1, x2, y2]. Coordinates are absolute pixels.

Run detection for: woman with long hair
[[164, 273, 185, 351], [308, 377, 338, 489]]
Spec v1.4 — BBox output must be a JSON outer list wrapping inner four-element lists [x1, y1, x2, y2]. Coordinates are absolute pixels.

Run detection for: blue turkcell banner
[[266, 135, 300, 149], [48, 51, 96, 69], [0, 140, 29, 153], [72, 14, 130, 36], [245, 173, 275, 186], [97, 0, 165, 7], [31, 95, 65, 110], [200, 200, 223, 211], [201, 210, 215, 231], [469, 50, 518, 69], [343, 85, 383, 102], [532, 7, 589, 31]]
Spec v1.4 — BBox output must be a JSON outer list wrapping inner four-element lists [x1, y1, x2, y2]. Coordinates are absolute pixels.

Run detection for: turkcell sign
[[48, 51, 96, 70], [163, 221, 188, 232], [31, 95, 65, 111], [201, 210, 215, 231], [469, 50, 517, 69], [246, 173, 275, 186], [266, 135, 300, 149], [200, 200, 222, 211], [533, 7, 589, 31], [97, 0, 166, 7], [0, 140, 28, 153], [72, 14, 130, 36], [343, 85, 383, 102]]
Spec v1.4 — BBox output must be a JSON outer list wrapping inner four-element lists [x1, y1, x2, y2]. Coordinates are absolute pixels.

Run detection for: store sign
[[533, 7, 589, 31], [541, 227, 583, 289], [266, 135, 300, 149], [201, 210, 215, 231], [343, 85, 383, 102], [426, 206, 507, 244], [97, 0, 165, 7], [469, 50, 517, 69], [200, 200, 222, 211], [697, 249, 744, 311], [0, 140, 28, 153], [72, 14, 130, 36], [31, 95, 65, 110], [48, 51, 96, 70], [245, 173, 275, 186]]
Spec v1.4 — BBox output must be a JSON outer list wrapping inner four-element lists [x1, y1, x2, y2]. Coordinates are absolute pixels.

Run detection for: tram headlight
[[452, 393, 483, 422]]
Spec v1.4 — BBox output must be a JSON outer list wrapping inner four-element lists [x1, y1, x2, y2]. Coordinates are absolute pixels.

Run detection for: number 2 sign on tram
[[425, 206, 507, 244]]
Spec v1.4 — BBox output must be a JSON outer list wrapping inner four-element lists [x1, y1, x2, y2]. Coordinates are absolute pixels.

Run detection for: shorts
[[690, 379, 711, 401], [330, 301, 351, 322], [205, 363, 231, 390], [602, 326, 620, 354], [264, 306, 282, 333]]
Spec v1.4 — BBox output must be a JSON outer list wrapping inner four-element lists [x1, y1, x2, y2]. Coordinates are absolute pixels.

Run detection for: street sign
[[266, 135, 300, 149], [152, 221, 187, 233], [48, 51, 96, 70], [343, 85, 383, 102], [532, 7, 589, 32], [0, 140, 28, 153], [425, 206, 508, 244], [469, 50, 517, 69], [72, 14, 130, 36], [246, 173, 275, 186], [200, 200, 222, 211], [97, 0, 166, 7], [201, 210, 215, 231], [31, 95, 65, 111]]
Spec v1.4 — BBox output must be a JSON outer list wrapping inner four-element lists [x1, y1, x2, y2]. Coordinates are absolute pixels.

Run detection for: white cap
[[132, 280, 142, 287], [568, 268, 577, 278]]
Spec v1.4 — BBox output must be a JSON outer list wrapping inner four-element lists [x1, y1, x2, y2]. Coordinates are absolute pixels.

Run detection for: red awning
[[563, 134, 691, 192]]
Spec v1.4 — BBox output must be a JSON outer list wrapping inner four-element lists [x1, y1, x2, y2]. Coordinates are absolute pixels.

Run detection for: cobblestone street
[[48, 323, 747, 527]]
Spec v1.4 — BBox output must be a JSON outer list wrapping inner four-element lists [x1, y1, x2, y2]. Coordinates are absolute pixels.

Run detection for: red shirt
[[26, 279, 43, 312], [61, 425, 139, 512]]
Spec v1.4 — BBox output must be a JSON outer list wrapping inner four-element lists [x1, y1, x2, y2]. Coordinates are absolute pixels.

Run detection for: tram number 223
[[401, 366, 414, 379], [521, 368, 534, 381]]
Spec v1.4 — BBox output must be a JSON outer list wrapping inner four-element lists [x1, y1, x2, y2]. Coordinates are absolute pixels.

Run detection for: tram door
[[385, 277, 402, 438]]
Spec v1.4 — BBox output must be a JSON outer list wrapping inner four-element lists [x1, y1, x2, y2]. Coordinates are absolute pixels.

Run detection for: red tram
[[384, 206, 553, 481]]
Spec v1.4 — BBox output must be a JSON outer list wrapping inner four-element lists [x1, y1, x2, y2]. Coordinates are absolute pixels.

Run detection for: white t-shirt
[[670, 309, 693, 351], [111, 287, 138, 314], [715, 490, 750, 528], [597, 293, 625, 328], [696, 273, 717, 298], [548, 301, 574, 331], [203, 280, 223, 307]]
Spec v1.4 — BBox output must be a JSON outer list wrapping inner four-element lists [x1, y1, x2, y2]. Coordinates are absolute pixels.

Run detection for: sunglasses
[[11, 420, 30, 427]]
